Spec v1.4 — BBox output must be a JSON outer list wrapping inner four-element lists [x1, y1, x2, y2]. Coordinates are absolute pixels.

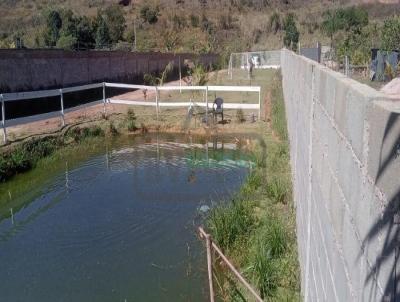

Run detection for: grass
[[205, 70, 300, 301]]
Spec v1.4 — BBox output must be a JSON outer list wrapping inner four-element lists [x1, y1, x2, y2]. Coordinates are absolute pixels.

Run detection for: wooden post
[[206, 234, 215, 302], [1, 94, 7, 144], [59, 89, 65, 127], [155, 87, 159, 119], [103, 82, 106, 115], [205, 86, 208, 125]]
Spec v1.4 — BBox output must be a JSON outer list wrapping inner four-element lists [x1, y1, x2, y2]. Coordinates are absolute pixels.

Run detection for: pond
[[0, 134, 253, 302]]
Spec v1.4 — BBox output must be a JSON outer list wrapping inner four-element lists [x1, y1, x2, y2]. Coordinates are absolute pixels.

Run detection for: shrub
[[140, 5, 159, 24]]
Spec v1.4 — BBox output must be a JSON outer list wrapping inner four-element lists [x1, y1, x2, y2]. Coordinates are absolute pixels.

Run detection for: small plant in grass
[[127, 108, 136, 121], [127, 120, 138, 132], [236, 109, 246, 123]]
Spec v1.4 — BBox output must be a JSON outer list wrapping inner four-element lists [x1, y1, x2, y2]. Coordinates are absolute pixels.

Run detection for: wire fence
[[228, 50, 281, 79]]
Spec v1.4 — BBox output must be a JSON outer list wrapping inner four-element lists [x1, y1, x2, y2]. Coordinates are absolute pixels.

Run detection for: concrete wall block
[[327, 122, 341, 174], [328, 177, 346, 242], [367, 101, 400, 201], [342, 209, 363, 299], [333, 77, 353, 134], [332, 246, 353, 302]]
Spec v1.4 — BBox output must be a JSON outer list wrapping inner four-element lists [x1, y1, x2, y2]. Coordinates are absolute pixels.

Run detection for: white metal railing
[[1, 82, 261, 144]]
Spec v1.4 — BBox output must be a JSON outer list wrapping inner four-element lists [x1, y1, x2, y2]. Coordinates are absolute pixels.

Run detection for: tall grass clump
[[271, 71, 288, 141], [207, 199, 255, 251], [126, 108, 138, 132], [67, 125, 104, 142], [266, 175, 288, 204]]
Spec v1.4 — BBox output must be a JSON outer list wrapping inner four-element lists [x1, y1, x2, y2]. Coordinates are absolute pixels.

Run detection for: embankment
[[281, 49, 400, 301]]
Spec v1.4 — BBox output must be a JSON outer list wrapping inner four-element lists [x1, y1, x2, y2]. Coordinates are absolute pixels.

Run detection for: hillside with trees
[[1, 0, 400, 65]]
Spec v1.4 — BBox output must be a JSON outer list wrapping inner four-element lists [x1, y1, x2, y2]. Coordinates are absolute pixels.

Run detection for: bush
[[140, 5, 159, 24]]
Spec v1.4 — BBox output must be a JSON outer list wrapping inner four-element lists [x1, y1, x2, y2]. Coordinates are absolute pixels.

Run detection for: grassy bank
[[205, 72, 300, 301], [0, 124, 107, 182]]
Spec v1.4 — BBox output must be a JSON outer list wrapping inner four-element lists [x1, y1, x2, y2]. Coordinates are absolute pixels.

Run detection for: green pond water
[[0, 134, 253, 302]]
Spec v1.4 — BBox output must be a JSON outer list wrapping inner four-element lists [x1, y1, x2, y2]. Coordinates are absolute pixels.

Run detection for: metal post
[[246, 52, 250, 80], [298, 42, 301, 54], [205, 86, 208, 124], [155, 87, 159, 119], [206, 234, 215, 302], [179, 56, 182, 93], [231, 54, 233, 80], [345, 56, 349, 77], [59, 89, 65, 127], [103, 82, 106, 115], [1, 94, 7, 144], [258, 90, 261, 120]]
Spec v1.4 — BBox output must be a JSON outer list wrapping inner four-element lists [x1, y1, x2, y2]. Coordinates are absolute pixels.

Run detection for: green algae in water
[[0, 134, 253, 302]]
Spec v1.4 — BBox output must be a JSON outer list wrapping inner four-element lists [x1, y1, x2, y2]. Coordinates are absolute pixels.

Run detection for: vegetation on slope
[[1, 1, 400, 66]]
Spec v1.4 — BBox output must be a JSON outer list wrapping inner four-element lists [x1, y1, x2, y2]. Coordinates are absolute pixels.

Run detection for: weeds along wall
[[281, 48, 400, 301], [0, 49, 218, 92]]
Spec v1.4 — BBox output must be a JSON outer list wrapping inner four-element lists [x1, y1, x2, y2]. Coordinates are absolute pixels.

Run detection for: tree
[[44, 10, 62, 47], [95, 16, 111, 49], [321, 10, 343, 48], [322, 7, 368, 48], [103, 5, 126, 44], [76, 16, 96, 49], [283, 13, 299, 51], [381, 17, 400, 51]]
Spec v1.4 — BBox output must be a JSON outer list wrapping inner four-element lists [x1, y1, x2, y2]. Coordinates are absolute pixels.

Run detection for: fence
[[0, 82, 261, 144], [228, 50, 281, 79], [198, 227, 263, 302]]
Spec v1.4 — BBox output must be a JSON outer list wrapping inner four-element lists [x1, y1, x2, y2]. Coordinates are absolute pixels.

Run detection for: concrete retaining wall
[[281, 49, 400, 301], [0, 50, 218, 92]]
